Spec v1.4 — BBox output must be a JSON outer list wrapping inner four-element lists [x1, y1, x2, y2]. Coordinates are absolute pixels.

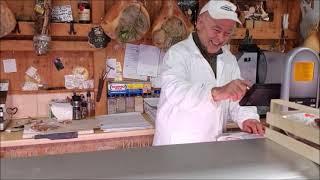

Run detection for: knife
[[34, 132, 78, 140], [96, 78, 104, 102]]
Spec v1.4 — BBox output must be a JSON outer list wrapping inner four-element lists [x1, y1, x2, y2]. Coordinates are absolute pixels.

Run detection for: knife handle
[[96, 78, 104, 102]]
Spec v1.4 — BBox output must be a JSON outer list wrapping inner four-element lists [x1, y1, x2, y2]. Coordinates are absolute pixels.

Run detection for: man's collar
[[192, 32, 223, 59]]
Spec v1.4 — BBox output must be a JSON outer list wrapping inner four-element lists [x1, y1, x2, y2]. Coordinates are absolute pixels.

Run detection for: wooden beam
[[8, 22, 298, 41], [232, 28, 298, 40], [93, 49, 107, 115], [0, 40, 97, 51], [9, 22, 92, 38], [270, 99, 319, 115], [0, 129, 154, 147], [91, 0, 105, 24]]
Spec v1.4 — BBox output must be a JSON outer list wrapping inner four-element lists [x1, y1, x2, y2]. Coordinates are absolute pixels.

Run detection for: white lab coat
[[153, 34, 259, 146]]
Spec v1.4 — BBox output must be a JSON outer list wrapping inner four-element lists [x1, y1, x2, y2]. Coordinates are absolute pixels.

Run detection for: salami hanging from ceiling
[[101, 0, 150, 43], [152, 0, 194, 49]]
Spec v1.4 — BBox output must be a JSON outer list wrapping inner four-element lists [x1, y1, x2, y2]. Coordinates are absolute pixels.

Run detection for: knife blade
[[34, 132, 78, 140]]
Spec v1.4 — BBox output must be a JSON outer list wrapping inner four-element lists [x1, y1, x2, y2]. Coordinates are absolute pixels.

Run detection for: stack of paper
[[143, 98, 159, 122], [123, 43, 165, 81], [216, 132, 265, 141], [97, 112, 153, 132]]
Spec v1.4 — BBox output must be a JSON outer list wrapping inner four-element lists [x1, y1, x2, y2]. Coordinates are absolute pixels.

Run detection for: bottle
[[72, 93, 82, 120], [86, 91, 94, 117], [78, 0, 91, 23], [81, 94, 88, 119], [154, 89, 161, 98]]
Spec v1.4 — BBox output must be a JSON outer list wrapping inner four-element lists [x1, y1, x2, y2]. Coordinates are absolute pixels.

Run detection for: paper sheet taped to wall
[[294, 61, 314, 81]]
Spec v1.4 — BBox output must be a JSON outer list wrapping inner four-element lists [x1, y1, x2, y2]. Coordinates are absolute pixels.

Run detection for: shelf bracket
[[68, 22, 77, 35], [12, 22, 21, 34]]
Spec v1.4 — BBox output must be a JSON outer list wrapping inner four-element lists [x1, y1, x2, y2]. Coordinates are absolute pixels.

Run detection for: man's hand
[[211, 79, 250, 102], [242, 119, 265, 135]]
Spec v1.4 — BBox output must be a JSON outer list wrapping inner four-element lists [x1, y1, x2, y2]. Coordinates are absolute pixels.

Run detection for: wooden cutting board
[[22, 118, 100, 139]]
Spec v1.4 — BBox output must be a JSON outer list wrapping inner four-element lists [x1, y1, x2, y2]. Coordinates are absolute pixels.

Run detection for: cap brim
[[207, 11, 242, 25]]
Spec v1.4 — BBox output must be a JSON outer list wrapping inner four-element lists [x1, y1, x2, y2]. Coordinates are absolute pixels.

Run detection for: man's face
[[196, 13, 236, 54]]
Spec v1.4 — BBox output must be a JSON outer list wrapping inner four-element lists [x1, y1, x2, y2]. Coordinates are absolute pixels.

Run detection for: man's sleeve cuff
[[207, 82, 221, 108]]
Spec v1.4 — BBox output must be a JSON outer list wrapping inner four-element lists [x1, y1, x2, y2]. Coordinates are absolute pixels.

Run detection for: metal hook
[[12, 22, 21, 34], [68, 22, 77, 35]]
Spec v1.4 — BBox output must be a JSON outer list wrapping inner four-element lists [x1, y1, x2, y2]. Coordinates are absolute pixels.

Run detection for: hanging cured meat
[[101, 0, 150, 43], [0, 1, 16, 38], [152, 0, 193, 49], [33, 0, 52, 55]]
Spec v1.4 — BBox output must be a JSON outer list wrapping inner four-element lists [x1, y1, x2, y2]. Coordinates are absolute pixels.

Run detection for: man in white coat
[[153, 0, 265, 146]]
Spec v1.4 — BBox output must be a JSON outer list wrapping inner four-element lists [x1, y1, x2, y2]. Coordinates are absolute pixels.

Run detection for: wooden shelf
[[0, 40, 97, 51], [232, 28, 298, 40], [5, 21, 298, 41], [8, 88, 94, 95], [8, 21, 93, 38]]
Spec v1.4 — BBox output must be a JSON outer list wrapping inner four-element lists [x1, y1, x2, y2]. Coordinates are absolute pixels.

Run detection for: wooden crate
[[265, 99, 320, 164]]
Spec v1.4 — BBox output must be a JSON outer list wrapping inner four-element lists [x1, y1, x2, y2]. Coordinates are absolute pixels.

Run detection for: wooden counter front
[[0, 129, 154, 158]]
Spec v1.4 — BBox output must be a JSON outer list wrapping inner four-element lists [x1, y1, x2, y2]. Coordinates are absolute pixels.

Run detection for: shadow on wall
[[5, 92, 73, 119]]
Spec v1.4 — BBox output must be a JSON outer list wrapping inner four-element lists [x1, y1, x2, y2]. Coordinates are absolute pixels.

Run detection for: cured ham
[[0, 1, 16, 38], [101, 0, 150, 43], [152, 0, 193, 49]]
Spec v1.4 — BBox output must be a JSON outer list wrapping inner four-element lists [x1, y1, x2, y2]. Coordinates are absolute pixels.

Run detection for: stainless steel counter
[[1, 139, 319, 179]]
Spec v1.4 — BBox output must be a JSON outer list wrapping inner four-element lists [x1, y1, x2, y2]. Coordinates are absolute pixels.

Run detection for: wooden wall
[[0, 51, 94, 93], [0, 0, 302, 117]]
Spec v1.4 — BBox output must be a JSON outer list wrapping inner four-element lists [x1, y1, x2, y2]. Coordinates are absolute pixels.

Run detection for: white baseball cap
[[199, 0, 242, 24]]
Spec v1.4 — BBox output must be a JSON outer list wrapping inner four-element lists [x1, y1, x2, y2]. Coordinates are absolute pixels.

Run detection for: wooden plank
[[0, 134, 154, 158], [93, 49, 107, 115], [287, 0, 301, 33], [267, 113, 320, 144], [8, 22, 298, 40], [9, 22, 92, 37], [0, 129, 154, 147], [50, 23, 92, 37], [0, 40, 96, 51], [8, 89, 94, 95], [0, 51, 94, 92], [231, 28, 298, 40], [104, 0, 116, 12], [268, 0, 281, 30], [5, 3, 297, 41], [265, 128, 319, 164], [270, 99, 319, 115], [91, 0, 105, 24]]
